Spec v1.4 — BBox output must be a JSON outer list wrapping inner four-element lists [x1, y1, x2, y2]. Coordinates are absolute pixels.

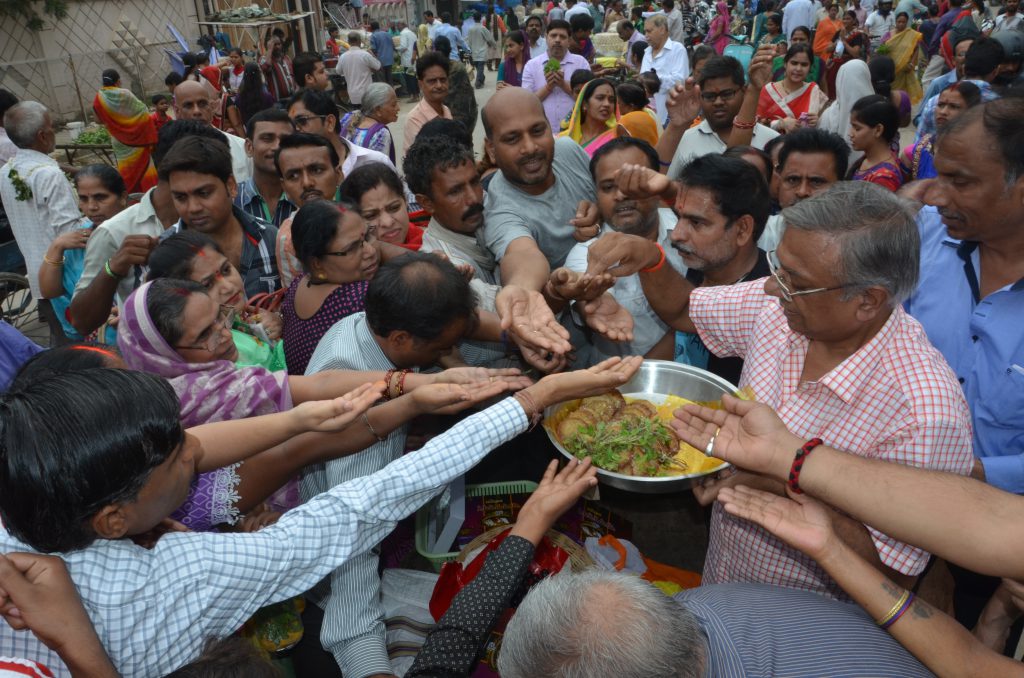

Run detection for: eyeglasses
[[700, 88, 741, 103], [175, 306, 236, 353], [324, 226, 377, 257], [292, 114, 327, 129], [766, 250, 855, 303]]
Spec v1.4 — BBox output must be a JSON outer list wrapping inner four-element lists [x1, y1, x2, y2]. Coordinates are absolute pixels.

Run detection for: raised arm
[[671, 395, 1024, 578], [657, 78, 702, 175]]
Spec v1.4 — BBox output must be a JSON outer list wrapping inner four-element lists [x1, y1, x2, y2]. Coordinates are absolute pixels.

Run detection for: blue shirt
[[370, 30, 395, 66], [905, 206, 1024, 493], [0, 320, 42, 390], [435, 23, 469, 60]]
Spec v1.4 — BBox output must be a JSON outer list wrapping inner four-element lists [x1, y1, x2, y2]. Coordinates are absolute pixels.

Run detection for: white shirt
[[566, 2, 593, 20], [0, 128, 17, 164], [640, 39, 690, 125], [73, 187, 167, 312], [865, 10, 895, 41], [564, 209, 687, 364], [0, 396, 528, 678], [399, 27, 418, 67], [340, 136, 396, 177], [667, 118, 780, 179], [994, 12, 1023, 32], [219, 129, 252, 184], [337, 47, 382, 105], [0, 148, 86, 297], [666, 8, 687, 43], [530, 36, 548, 55], [782, 0, 816, 39], [427, 18, 442, 41]]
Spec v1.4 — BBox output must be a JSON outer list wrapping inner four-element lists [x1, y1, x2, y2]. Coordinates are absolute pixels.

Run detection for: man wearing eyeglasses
[[586, 180, 973, 602], [661, 55, 778, 179]]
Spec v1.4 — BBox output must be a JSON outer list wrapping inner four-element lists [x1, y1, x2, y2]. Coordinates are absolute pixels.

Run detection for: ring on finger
[[704, 427, 720, 457]]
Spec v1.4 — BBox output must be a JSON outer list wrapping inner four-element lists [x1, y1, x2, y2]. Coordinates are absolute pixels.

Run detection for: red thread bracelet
[[787, 438, 823, 494], [640, 244, 666, 273]]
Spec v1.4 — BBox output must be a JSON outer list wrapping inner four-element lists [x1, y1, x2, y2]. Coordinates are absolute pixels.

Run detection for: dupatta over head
[[559, 78, 619, 155], [503, 30, 531, 87], [118, 281, 292, 427]]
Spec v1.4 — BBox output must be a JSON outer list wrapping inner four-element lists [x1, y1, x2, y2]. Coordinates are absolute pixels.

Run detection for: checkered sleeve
[[865, 396, 975, 576], [689, 279, 769, 361]]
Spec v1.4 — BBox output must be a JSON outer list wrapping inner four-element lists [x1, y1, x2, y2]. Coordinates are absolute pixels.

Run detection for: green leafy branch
[[0, 0, 69, 31]]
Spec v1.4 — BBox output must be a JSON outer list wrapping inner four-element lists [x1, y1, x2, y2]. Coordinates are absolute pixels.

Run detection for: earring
[[317, 272, 327, 280]]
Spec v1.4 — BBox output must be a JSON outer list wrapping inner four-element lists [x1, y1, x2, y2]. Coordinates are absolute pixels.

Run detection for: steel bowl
[[543, 360, 738, 494]]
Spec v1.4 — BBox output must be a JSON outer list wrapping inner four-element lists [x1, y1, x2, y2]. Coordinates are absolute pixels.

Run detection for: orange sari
[[813, 17, 843, 62]]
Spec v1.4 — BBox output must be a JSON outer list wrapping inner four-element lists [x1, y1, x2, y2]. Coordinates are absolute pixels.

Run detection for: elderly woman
[[118, 277, 526, 531], [339, 82, 400, 163]]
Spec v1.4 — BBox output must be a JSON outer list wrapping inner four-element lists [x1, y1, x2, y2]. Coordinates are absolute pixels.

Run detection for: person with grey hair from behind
[[497, 567, 935, 677], [584, 179, 974, 602]]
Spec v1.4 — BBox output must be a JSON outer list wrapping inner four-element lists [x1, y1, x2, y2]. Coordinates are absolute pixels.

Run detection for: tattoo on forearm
[[910, 599, 934, 620], [881, 580, 904, 599]]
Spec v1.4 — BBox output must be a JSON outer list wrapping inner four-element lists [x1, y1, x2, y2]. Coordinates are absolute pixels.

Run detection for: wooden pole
[[67, 55, 90, 123]]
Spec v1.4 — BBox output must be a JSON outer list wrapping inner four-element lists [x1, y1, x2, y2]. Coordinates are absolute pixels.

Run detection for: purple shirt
[[522, 51, 592, 132]]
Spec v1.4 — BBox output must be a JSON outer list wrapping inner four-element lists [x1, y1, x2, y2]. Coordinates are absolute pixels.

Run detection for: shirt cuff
[[979, 455, 1024, 495], [333, 632, 392, 678]]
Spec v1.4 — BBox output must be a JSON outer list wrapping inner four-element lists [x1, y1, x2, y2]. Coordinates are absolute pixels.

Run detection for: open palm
[[717, 485, 836, 561], [583, 294, 635, 342]]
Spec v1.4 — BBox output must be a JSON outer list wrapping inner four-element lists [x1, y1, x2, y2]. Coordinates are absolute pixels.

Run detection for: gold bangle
[[362, 412, 386, 443], [876, 589, 910, 627], [44, 255, 65, 266]]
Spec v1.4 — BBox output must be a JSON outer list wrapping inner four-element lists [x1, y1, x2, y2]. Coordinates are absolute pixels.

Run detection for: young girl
[[847, 94, 903, 191]]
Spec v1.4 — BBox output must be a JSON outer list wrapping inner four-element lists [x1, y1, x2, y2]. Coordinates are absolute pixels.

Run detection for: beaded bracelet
[[383, 369, 396, 400], [787, 437, 823, 494], [397, 369, 410, 398], [640, 244, 666, 274], [513, 389, 543, 430], [877, 590, 914, 629]]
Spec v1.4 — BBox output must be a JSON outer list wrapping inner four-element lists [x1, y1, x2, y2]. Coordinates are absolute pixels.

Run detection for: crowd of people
[[0, 0, 1023, 675]]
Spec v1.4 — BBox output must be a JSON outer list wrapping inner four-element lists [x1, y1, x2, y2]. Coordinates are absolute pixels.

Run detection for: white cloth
[[865, 10, 896, 43], [666, 8, 687, 43], [400, 27, 419, 68], [564, 211, 687, 363], [0, 128, 17, 164], [640, 39, 690, 125], [219, 129, 252, 183], [667, 118, 779, 179], [427, 18, 442, 42], [73, 187, 167, 312], [0, 396, 528, 678], [993, 11, 1023, 32], [782, 0, 816, 39], [566, 2, 593, 20], [818, 59, 872, 166], [529, 36, 547, 55], [0, 149, 86, 297], [337, 47, 382, 105]]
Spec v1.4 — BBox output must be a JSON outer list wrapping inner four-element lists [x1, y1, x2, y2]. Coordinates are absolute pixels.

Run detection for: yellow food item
[[646, 394, 726, 475]]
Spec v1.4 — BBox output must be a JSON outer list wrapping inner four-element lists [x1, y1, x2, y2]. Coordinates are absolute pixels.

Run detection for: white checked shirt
[[301, 311, 410, 678], [0, 398, 527, 678], [692, 280, 974, 599], [0, 149, 86, 297]]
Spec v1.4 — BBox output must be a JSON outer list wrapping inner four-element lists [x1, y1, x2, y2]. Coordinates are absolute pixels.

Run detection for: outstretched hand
[[614, 163, 672, 200], [547, 267, 616, 302], [512, 458, 598, 545], [585, 231, 663, 278], [717, 484, 838, 563], [530, 355, 643, 408], [432, 366, 533, 391], [747, 44, 776, 90], [292, 381, 386, 432], [495, 284, 572, 356], [670, 393, 802, 479], [413, 377, 528, 415], [665, 77, 702, 128], [582, 293, 635, 343]]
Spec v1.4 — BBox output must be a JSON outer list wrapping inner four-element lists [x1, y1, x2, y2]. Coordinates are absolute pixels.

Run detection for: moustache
[[461, 203, 484, 221], [518, 153, 546, 167], [301, 190, 324, 202], [937, 206, 965, 221], [671, 242, 695, 256]]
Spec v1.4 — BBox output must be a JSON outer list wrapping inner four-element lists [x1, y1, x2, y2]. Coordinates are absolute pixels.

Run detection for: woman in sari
[[824, 10, 869, 98], [91, 69, 157, 194], [814, 4, 844, 62], [757, 12, 786, 49], [706, 2, 733, 55], [847, 94, 903, 191], [882, 12, 924, 104], [819, 59, 874, 165], [757, 44, 829, 132], [497, 30, 530, 88], [483, 7, 507, 71], [900, 80, 981, 181], [559, 77, 619, 156], [339, 83, 399, 163]]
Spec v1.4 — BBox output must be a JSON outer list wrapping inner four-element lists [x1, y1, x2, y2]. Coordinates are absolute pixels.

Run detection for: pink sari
[[707, 2, 732, 54]]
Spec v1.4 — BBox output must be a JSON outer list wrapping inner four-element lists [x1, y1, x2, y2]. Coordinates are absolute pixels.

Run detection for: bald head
[[481, 86, 547, 138], [174, 80, 215, 124]]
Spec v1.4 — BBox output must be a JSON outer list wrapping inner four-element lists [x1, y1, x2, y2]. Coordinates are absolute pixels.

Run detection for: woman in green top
[[772, 25, 824, 88]]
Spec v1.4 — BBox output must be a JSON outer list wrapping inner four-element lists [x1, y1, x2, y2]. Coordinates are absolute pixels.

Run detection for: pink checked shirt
[[692, 279, 974, 600]]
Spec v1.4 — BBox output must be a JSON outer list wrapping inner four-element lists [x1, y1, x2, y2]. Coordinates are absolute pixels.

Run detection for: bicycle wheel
[[0, 272, 35, 333]]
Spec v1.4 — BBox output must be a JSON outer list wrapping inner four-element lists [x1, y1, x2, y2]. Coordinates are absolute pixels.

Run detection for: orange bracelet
[[640, 244, 666, 273]]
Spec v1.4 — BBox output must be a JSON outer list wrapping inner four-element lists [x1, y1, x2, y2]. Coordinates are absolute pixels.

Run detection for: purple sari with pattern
[[119, 282, 294, 530]]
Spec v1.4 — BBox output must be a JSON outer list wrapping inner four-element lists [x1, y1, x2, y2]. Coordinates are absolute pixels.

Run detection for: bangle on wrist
[[732, 116, 756, 130], [104, 259, 125, 280], [787, 437, 823, 494], [397, 369, 410, 398], [513, 389, 543, 430], [383, 369, 396, 400], [640, 244, 666, 273], [44, 254, 65, 266], [877, 590, 914, 629], [361, 412, 387, 442]]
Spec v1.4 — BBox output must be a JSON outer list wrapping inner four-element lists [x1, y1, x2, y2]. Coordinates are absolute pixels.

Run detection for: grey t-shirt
[[481, 136, 596, 269]]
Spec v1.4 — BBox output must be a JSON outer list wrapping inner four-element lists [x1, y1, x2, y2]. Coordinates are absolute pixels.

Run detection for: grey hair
[[348, 31, 362, 45], [646, 13, 669, 29], [497, 569, 706, 678], [3, 101, 49, 149], [361, 83, 396, 116], [780, 181, 920, 305]]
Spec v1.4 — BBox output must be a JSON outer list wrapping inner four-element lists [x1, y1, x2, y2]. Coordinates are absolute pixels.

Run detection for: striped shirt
[[680, 583, 934, 677], [301, 311, 410, 678], [0, 397, 527, 677], [692, 280, 974, 599]]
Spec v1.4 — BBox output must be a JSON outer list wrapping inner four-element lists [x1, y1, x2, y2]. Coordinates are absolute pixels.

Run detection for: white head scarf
[[818, 59, 874, 166]]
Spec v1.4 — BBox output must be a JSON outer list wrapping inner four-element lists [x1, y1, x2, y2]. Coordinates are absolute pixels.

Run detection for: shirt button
[[958, 377, 965, 384], [972, 335, 979, 342]]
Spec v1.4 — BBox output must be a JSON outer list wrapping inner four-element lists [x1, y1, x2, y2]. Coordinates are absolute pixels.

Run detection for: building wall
[[0, 0, 201, 122]]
